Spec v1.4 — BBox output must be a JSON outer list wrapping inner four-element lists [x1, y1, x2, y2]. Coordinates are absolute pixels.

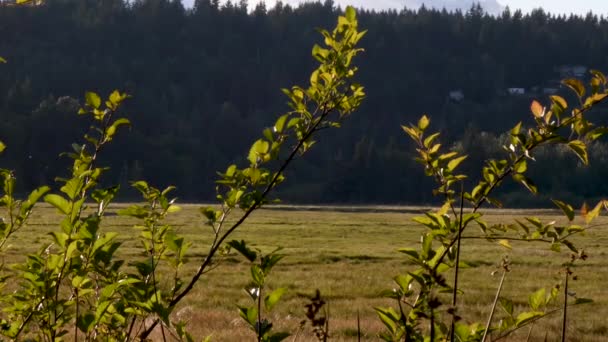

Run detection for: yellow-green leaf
[[514, 159, 527, 173], [85, 92, 101, 109], [584, 200, 604, 224], [498, 239, 512, 249], [528, 288, 546, 310], [447, 155, 467, 172], [418, 115, 430, 131], [44, 194, 71, 215], [552, 199, 574, 221], [248, 139, 270, 164], [401, 125, 420, 141], [567, 140, 588, 165], [345, 6, 356, 22], [562, 78, 586, 98], [550, 95, 568, 110]]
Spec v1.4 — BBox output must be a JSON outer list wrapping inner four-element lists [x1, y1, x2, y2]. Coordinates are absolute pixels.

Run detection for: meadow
[[9, 204, 608, 341]]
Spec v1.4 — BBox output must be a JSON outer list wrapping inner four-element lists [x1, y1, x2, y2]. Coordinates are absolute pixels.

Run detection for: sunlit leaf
[[562, 78, 586, 98], [264, 287, 287, 311], [529, 288, 545, 310], [418, 115, 430, 131], [552, 199, 574, 221], [530, 100, 544, 118], [498, 239, 512, 249], [85, 91, 101, 109], [447, 155, 467, 172], [567, 140, 588, 165]]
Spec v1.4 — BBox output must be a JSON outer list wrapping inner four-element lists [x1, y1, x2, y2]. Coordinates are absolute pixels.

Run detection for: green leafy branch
[[378, 70, 608, 341], [138, 7, 365, 339]]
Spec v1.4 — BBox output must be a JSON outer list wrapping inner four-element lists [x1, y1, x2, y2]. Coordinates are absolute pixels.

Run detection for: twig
[[482, 269, 507, 342]]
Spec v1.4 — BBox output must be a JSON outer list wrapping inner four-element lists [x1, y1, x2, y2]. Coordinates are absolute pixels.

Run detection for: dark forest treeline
[[2, 0, 608, 206]]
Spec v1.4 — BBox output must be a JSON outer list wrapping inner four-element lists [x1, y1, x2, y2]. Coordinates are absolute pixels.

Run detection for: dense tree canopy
[[1, 0, 608, 206]]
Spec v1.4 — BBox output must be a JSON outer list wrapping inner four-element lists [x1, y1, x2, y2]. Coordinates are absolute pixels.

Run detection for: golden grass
[[6, 204, 608, 341]]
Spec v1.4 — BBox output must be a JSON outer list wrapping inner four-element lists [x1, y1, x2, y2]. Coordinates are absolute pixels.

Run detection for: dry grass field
[[6, 204, 608, 341]]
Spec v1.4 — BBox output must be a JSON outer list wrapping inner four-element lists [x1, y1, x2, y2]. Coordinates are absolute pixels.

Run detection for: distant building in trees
[[448, 90, 464, 102], [556, 65, 588, 78], [543, 87, 559, 95], [507, 87, 525, 95]]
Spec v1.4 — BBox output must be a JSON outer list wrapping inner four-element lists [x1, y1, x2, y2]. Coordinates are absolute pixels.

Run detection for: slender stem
[[323, 301, 329, 342], [525, 324, 534, 341], [257, 285, 263, 342], [74, 288, 79, 342], [126, 317, 136, 342], [430, 303, 435, 342], [562, 270, 569, 342], [450, 185, 465, 342], [148, 200, 167, 342], [482, 269, 507, 342]]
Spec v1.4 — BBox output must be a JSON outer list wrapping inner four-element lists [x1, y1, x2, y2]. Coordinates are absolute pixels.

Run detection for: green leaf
[[0, 141, 5, 153], [261, 253, 284, 274], [398, 248, 420, 261], [515, 311, 544, 328], [375, 307, 399, 334], [514, 159, 527, 173], [85, 91, 101, 109], [248, 139, 270, 164], [402, 125, 420, 141], [60, 178, 82, 200], [265, 287, 287, 311], [499, 298, 514, 316], [512, 174, 538, 194], [529, 288, 546, 310], [118, 205, 148, 219], [447, 155, 467, 172], [274, 114, 289, 133], [106, 118, 131, 139], [76, 312, 96, 333], [44, 194, 71, 215], [108, 90, 127, 106], [454, 323, 472, 341], [267, 332, 291, 342], [562, 78, 586, 98], [0, 57, 6, 63], [394, 274, 413, 292], [251, 265, 265, 286], [574, 298, 593, 305], [561, 239, 578, 253], [49, 231, 69, 248], [587, 127, 608, 141], [227, 240, 257, 262], [418, 115, 430, 131], [238, 306, 258, 327], [584, 200, 604, 224], [498, 239, 512, 249], [345, 6, 356, 22], [21, 185, 50, 213], [552, 199, 574, 221], [550, 95, 568, 110], [567, 140, 588, 165]]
